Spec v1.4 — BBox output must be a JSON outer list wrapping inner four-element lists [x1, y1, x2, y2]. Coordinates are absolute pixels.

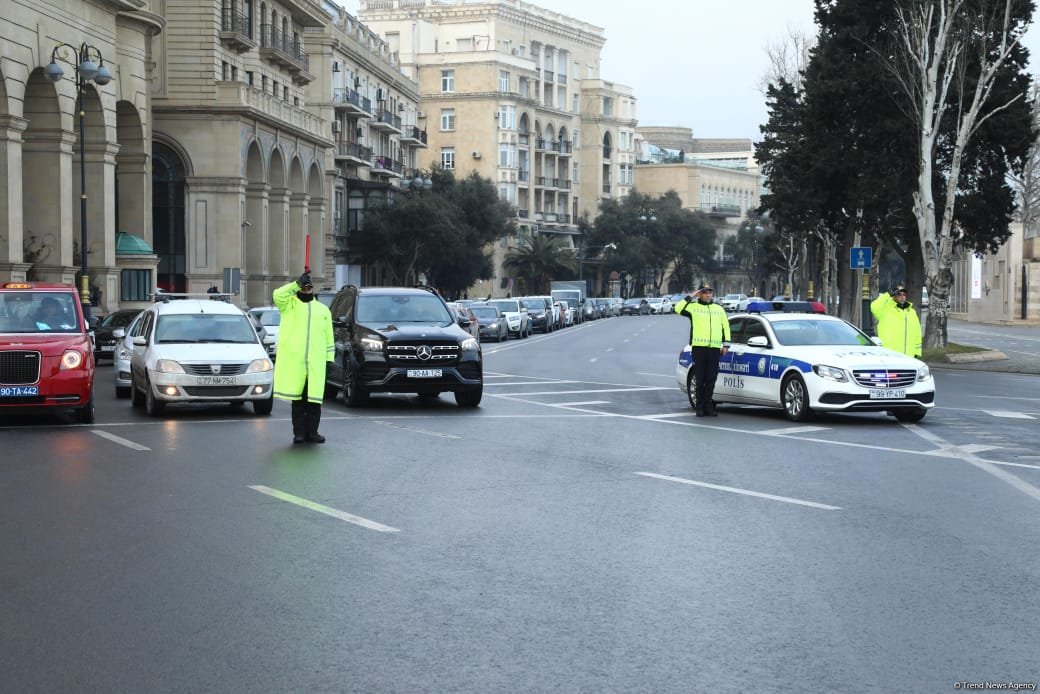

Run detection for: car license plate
[[0, 385, 39, 397], [100, 345, 114, 352], [407, 369, 442, 378], [197, 376, 237, 385], [868, 388, 906, 399]]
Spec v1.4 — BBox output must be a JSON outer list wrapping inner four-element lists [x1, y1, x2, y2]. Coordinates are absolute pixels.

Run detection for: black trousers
[[291, 378, 322, 438], [691, 346, 721, 414]]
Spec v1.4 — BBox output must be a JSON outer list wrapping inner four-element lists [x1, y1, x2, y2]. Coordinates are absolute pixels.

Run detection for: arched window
[[152, 142, 187, 293]]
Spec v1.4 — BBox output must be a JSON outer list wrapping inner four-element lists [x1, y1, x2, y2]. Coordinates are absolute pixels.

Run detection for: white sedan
[[676, 311, 934, 422]]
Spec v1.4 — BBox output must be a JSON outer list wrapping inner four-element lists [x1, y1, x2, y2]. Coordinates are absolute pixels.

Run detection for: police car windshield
[[770, 319, 873, 347]]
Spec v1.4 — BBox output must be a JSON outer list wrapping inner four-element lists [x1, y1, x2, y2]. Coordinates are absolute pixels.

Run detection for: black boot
[[305, 401, 325, 443], [291, 399, 306, 444]]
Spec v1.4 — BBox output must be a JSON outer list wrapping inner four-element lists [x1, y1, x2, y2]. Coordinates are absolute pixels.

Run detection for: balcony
[[518, 208, 529, 219], [558, 74, 568, 85], [518, 132, 530, 147], [544, 70, 554, 82], [213, 82, 325, 140], [602, 183, 612, 195], [334, 141, 372, 167], [518, 170, 530, 185], [371, 155, 404, 177], [220, 9, 256, 53], [553, 140, 572, 156], [398, 125, 427, 147], [260, 25, 313, 84], [536, 175, 548, 187], [535, 138, 547, 151], [556, 179, 571, 190], [370, 109, 403, 134], [332, 88, 373, 117]]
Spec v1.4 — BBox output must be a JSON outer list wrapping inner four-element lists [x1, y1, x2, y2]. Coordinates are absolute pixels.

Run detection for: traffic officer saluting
[[272, 271, 335, 444], [870, 283, 922, 358], [674, 283, 731, 417]]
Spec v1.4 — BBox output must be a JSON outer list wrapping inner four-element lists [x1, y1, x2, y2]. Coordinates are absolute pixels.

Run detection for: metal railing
[[332, 88, 371, 113], [337, 141, 372, 161], [377, 109, 402, 130], [221, 9, 253, 39], [260, 24, 310, 73]]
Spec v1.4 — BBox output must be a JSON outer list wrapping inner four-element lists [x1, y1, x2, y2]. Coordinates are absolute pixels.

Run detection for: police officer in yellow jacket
[[870, 283, 922, 358], [273, 272, 335, 444], [675, 283, 731, 417]]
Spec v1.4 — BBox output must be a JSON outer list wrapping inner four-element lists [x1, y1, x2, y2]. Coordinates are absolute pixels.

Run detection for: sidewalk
[[926, 317, 1040, 375]]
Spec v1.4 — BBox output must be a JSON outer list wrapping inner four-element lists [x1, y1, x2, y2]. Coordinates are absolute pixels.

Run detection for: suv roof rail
[[413, 284, 442, 297], [152, 292, 235, 303]]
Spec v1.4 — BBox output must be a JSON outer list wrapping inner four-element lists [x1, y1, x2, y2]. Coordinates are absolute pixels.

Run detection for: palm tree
[[503, 235, 576, 294]]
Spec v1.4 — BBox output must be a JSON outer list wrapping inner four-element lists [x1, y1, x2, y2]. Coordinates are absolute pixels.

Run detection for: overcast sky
[[337, 0, 1040, 143]]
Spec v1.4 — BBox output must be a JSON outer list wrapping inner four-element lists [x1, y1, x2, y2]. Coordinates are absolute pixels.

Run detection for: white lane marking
[[983, 410, 1035, 419], [901, 425, 1040, 502], [92, 430, 151, 451], [976, 395, 1040, 402], [501, 386, 672, 396], [642, 412, 698, 419], [248, 485, 400, 533], [637, 372, 674, 378], [485, 380, 581, 387], [636, 472, 842, 511], [922, 443, 1000, 456], [756, 425, 830, 436], [374, 421, 461, 439], [554, 401, 610, 407]]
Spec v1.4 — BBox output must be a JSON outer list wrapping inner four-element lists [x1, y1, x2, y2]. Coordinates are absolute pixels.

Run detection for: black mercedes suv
[[325, 286, 483, 407]]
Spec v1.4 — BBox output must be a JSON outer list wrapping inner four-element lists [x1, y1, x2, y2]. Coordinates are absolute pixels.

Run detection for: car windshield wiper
[[200, 338, 248, 343], [158, 338, 198, 343]]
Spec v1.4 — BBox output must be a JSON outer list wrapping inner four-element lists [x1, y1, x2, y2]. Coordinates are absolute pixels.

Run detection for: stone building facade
[[358, 0, 636, 298], [1, 0, 163, 313]]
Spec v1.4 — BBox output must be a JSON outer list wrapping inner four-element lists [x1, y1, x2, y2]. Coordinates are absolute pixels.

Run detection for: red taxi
[[0, 282, 95, 422]]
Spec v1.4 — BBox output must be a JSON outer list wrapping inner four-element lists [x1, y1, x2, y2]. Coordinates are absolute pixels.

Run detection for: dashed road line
[[248, 485, 400, 533], [756, 425, 830, 436], [983, 410, 1035, 419], [92, 430, 151, 451], [373, 420, 461, 439], [636, 472, 842, 510]]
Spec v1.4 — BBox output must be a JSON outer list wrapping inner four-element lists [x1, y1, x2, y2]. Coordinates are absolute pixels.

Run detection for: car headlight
[[247, 358, 273, 373], [813, 364, 848, 382], [155, 359, 186, 374], [60, 349, 83, 370], [917, 364, 931, 382], [360, 336, 384, 352], [461, 337, 479, 351]]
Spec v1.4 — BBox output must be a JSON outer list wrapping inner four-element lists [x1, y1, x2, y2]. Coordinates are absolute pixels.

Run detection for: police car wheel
[[685, 370, 698, 411], [893, 407, 927, 423], [782, 374, 812, 422]]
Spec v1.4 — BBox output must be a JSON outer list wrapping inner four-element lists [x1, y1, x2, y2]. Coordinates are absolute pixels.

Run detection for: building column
[[288, 192, 309, 276], [267, 186, 290, 280], [22, 128, 77, 281], [0, 115, 28, 280], [116, 151, 149, 240], [244, 182, 269, 307], [185, 176, 248, 295], [308, 197, 326, 288]]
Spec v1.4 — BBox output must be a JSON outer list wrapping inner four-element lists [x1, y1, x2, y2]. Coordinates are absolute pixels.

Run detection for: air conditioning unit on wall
[[331, 121, 341, 134], [472, 151, 482, 159]]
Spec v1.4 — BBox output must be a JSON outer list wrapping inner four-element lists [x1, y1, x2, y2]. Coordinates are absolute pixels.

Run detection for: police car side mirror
[[747, 336, 769, 348], [112, 328, 125, 339], [133, 336, 146, 346]]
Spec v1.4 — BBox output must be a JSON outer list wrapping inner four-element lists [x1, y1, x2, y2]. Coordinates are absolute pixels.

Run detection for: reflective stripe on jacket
[[870, 293, 922, 358], [272, 281, 335, 403], [674, 298, 731, 348]]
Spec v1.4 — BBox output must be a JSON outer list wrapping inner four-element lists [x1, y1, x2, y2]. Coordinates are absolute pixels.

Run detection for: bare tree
[[884, 0, 1027, 348], [759, 25, 816, 93], [1008, 81, 1040, 240]]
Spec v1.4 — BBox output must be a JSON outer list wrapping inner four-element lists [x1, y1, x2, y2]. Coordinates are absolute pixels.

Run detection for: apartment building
[[304, 2, 426, 289], [0, 0, 163, 309], [359, 0, 636, 297]]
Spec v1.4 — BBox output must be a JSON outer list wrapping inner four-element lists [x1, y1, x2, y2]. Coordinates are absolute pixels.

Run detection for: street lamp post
[[401, 168, 433, 193], [44, 43, 113, 323], [578, 242, 616, 285]]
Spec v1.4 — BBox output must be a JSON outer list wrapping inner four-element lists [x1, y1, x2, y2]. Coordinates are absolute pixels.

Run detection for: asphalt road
[[2, 314, 1038, 692]]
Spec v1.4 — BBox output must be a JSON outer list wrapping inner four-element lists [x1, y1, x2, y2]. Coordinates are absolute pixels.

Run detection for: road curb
[[945, 350, 1008, 364]]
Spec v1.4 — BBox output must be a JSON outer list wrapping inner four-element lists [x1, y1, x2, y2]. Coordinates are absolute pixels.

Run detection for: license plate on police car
[[197, 376, 237, 385], [407, 369, 442, 378], [868, 388, 905, 399]]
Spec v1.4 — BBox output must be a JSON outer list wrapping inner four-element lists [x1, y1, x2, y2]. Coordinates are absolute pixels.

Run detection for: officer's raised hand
[[298, 271, 312, 289]]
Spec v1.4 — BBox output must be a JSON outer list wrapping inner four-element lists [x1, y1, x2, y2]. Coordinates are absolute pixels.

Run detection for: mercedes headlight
[[360, 336, 385, 352], [813, 364, 848, 382], [461, 337, 479, 351], [155, 359, 185, 374], [247, 358, 273, 373], [917, 364, 931, 382]]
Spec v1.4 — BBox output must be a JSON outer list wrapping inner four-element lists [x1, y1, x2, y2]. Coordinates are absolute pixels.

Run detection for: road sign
[[850, 246, 873, 270]]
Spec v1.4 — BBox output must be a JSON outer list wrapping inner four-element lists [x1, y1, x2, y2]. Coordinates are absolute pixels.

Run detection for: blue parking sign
[[850, 246, 873, 269]]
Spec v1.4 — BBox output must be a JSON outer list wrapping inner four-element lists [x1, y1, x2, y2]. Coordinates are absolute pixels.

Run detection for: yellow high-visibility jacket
[[674, 297, 731, 348], [870, 293, 922, 358], [272, 281, 335, 403]]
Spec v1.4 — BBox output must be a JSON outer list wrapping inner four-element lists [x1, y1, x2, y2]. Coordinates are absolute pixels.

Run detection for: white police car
[[676, 305, 934, 422]]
